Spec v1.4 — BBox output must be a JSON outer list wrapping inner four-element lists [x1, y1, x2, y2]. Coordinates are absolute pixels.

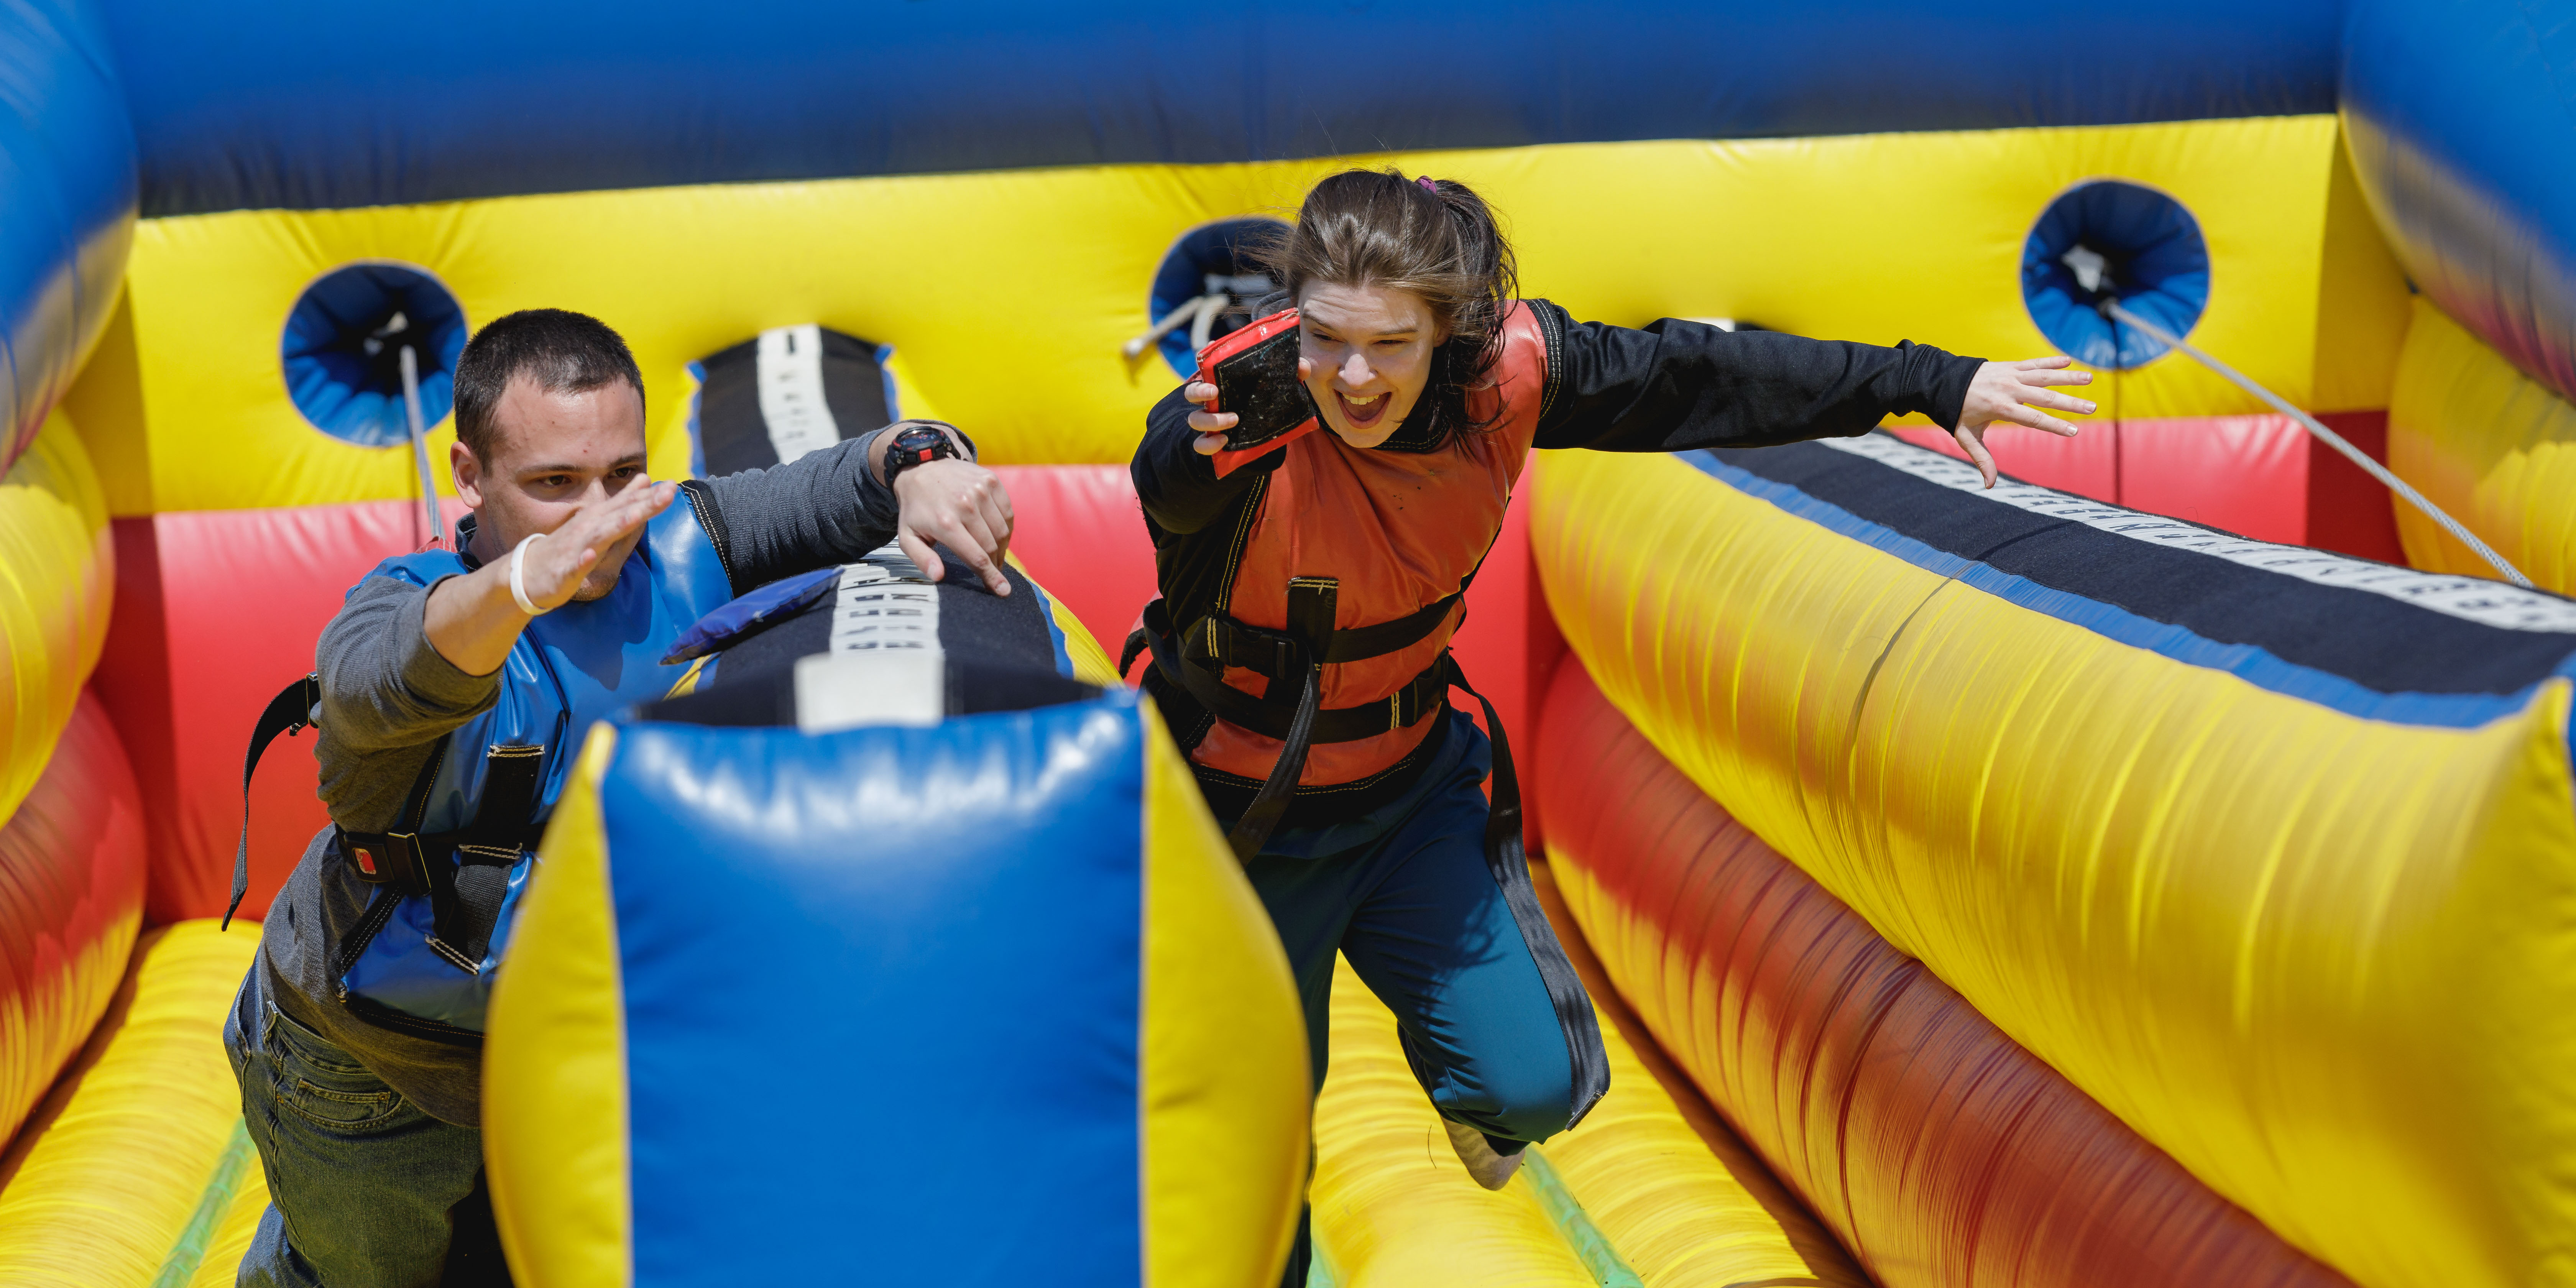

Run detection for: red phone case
[[1196, 308, 1318, 477]]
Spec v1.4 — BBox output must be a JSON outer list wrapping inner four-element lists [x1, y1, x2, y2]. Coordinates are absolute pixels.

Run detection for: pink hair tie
[[1416, 176, 1439, 192]]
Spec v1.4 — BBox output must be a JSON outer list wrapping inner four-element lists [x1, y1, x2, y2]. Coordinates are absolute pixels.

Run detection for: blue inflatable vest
[[337, 501, 736, 1034]]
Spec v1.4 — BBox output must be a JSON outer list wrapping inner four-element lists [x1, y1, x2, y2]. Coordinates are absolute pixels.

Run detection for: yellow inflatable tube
[[1534, 445, 2576, 1288], [1308, 918, 1865, 1287], [0, 922, 263, 1288], [76, 115, 2404, 514], [2389, 297, 2576, 593], [0, 408, 111, 829]]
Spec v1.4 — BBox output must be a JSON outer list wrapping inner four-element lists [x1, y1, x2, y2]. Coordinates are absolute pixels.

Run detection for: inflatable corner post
[[484, 693, 1310, 1286], [2347, 0, 2576, 593], [1534, 436, 2576, 1288], [0, 0, 133, 476], [0, 409, 113, 827]]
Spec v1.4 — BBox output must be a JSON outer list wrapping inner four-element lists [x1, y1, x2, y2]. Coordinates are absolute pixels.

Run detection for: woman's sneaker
[[1441, 1117, 1526, 1190]]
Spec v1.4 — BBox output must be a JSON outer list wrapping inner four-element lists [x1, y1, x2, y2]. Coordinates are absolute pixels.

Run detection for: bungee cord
[[398, 343, 443, 550], [2103, 299, 2533, 588]]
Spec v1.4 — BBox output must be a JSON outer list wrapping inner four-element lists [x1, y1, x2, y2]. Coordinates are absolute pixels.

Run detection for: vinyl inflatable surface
[[0, 695, 143, 1148], [485, 693, 1309, 1286], [1534, 439, 2576, 1288], [0, 410, 112, 829], [4, 0, 2571, 1284], [2389, 298, 2576, 593], [0, 922, 262, 1288], [1537, 659, 2351, 1288]]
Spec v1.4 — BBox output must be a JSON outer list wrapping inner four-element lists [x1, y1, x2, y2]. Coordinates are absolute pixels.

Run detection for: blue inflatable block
[[600, 696, 1146, 1283]]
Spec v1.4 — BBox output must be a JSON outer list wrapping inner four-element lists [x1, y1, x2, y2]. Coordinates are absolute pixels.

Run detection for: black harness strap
[[1206, 591, 1461, 677], [225, 674, 323, 930], [338, 743, 545, 975], [1222, 578, 1339, 861], [1444, 664, 1611, 1128], [1120, 590, 1459, 682]]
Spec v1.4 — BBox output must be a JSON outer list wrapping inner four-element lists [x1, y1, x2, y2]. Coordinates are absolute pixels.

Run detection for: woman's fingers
[[1187, 409, 1239, 436], [2002, 403, 2079, 436], [2022, 386, 2098, 415], [1953, 425, 2001, 489], [2017, 355, 2075, 370], [1185, 381, 1218, 405], [1192, 432, 1227, 456], [2025, 365, 2094, 386]]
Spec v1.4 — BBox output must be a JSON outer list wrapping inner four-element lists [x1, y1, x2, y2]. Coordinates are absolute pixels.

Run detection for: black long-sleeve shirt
[[1131, 299, 1981, 637]]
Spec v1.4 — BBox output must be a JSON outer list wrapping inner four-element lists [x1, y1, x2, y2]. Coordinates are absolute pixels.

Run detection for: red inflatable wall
[[1533, 660, 2353, 1288], [0, 692, 147, 1146], [1886, 411, 2403, 562], [94, 472, 1555, 921], [94, 500, 465, 924]]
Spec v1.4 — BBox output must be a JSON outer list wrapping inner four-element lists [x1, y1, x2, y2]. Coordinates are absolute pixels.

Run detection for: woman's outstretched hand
[[1952, 356, 2097, 488]]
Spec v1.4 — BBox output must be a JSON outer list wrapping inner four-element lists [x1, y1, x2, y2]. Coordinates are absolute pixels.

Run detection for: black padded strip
[[695, 326, 895, 478], [705, 550, 1058, 680], [1716, 440, 2576, 697]]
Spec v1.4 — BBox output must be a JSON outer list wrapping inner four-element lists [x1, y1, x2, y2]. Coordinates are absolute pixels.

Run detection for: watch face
[[894, 426, 952, 458]]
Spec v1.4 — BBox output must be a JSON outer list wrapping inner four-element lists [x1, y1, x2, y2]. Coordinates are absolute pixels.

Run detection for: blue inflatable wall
[[99, 0, 2337, 216], [2344, 0, 2576, 404]]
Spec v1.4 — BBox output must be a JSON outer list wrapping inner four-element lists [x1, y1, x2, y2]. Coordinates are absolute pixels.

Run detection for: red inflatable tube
[[0, 691, 147, 1146], [1533, 660, 2353, 1288]]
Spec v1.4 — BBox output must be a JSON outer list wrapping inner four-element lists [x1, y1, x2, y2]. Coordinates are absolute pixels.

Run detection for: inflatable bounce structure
[[2, 0, 2574, 1284]]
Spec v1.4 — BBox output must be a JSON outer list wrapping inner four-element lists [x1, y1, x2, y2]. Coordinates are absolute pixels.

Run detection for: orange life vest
[[1134, 302, 1551, 855]]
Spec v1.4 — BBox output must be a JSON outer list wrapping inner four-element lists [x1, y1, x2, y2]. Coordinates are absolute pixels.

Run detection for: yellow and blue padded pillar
[[486, 688, 1304, 1287]]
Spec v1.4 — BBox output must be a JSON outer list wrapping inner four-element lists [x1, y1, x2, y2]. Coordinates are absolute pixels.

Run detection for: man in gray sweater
[[222, 309, 1013, 1287]]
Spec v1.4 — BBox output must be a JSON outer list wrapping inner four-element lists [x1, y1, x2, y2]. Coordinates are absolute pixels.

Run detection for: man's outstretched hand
[[1952, 356, 2098, 488], [893, 457, 1015, 596]]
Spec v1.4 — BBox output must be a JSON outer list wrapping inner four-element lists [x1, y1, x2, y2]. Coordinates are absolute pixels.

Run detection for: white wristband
[[509, 532, 552, 616]]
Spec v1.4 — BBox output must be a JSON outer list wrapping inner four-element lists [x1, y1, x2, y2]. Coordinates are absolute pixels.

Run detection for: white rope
[[2102, 301, 2532, 588], [1188, 290, 1225, 352], [1121, 292, 1225, 360]]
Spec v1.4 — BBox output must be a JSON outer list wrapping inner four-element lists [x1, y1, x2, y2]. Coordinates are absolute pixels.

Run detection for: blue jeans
[[1244, 711, 1592, 1285], [223, 967, 510, 1288]]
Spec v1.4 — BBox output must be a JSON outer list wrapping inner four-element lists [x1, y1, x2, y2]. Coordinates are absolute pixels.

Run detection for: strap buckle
[[341, 828, 436, 897]]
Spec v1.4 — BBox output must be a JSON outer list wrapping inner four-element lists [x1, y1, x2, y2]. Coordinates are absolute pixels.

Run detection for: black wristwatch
[[882, 422, 963, 485]]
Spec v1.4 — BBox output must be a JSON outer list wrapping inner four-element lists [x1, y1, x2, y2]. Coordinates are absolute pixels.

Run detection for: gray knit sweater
[[252, 435, 903, 1127]]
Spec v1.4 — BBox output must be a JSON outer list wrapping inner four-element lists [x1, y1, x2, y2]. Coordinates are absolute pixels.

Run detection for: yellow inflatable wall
[[2389, 297, 2576, 594], [1534, 446, 2576, 1288], [71, 117, 2405, 516]]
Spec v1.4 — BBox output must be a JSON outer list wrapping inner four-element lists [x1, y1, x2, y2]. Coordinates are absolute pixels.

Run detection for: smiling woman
[[1124, 166, 2100, 1287]]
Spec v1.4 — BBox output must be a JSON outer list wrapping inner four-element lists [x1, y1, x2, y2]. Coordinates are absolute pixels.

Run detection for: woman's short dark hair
[[452, 309, 645, 463], [1258, 169, 1519, 448]]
